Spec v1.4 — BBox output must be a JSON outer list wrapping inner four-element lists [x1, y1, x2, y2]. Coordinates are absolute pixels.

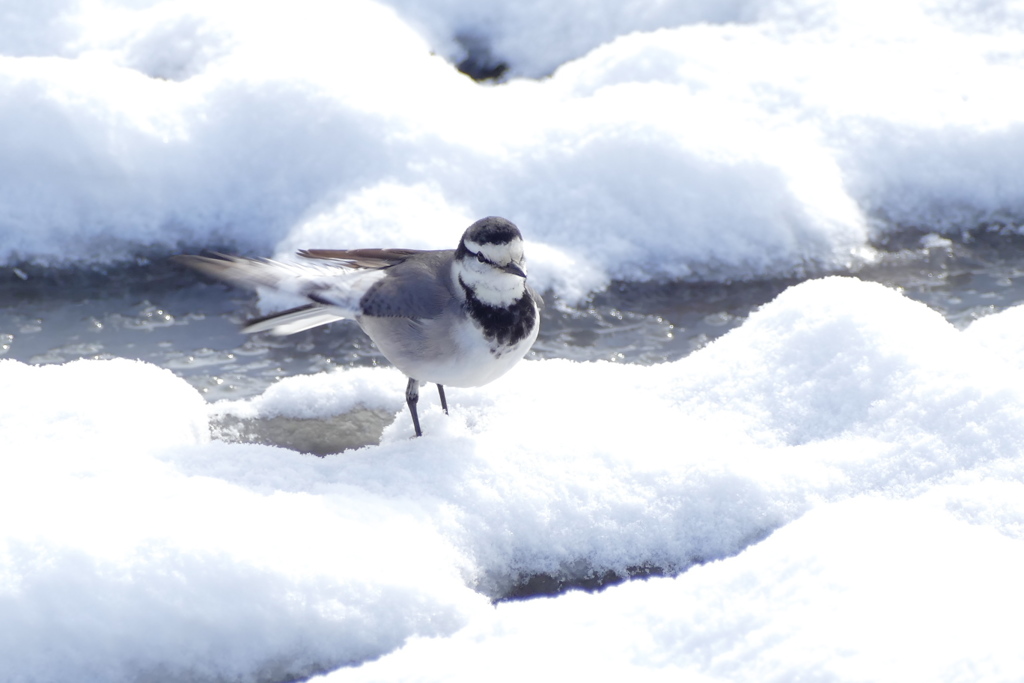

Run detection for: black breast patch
[[460, 279, 537, 349]]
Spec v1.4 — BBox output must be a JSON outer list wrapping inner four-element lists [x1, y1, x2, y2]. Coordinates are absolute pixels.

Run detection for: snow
[[965, 303, 1024, 371], [0, 359, 482, 681], [321, 498, 1024, 682], [3, 0, 1024, 680], [4, 0, 1024, 298], [6, 278, 1024, 680]]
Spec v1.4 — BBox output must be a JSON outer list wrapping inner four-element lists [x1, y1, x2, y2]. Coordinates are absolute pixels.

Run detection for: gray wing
[[526, 283, 544, 311], [356, 251, 456, 319]]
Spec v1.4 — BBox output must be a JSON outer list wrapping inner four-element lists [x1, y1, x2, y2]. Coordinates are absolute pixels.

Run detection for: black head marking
[[456, 216, 522, 258]]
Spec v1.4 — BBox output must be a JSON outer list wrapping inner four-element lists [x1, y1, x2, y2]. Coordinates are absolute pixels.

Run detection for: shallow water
[[3, 231, 1024, 402]]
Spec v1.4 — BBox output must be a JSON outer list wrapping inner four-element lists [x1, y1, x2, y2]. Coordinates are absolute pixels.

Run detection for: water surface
[[3, 232, 1024, 402]]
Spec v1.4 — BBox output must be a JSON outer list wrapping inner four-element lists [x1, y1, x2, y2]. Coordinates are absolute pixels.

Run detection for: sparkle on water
[[2, 231, 1024, 403]]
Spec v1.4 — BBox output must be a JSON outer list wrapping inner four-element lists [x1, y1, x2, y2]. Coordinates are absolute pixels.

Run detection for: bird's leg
[[436, 384, 448, 415], [405, 377, 422, 437]]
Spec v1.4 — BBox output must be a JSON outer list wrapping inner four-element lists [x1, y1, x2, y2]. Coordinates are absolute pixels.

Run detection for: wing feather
[[297, 248, 426, 270]]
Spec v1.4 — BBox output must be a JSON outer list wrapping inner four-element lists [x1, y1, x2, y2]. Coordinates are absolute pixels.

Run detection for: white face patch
[[456, 236, 528, 306], [463, 237, 525, 269]]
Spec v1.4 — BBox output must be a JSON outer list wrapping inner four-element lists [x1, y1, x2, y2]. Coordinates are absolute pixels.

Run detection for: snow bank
[[379, 0, 751, 79], [0, 358, 482, 682], [3, 1, 1024, 301], [322, 497, 1024, 682], [5, 277, 1023, 680]]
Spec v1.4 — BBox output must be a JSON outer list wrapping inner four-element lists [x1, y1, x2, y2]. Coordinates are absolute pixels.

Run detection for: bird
[[174, 216, 541, 437]]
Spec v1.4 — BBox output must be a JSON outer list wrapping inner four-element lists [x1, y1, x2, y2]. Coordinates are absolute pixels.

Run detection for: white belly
[[358, 309, 538, 388]]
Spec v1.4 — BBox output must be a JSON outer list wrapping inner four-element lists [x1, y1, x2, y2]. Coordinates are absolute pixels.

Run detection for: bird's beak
[[502, 262, 527, 278]]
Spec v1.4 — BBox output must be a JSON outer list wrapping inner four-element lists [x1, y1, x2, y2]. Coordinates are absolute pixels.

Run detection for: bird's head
[[454, 216, 529, 306]]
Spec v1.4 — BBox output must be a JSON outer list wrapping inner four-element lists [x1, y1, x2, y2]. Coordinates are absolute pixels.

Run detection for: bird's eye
[[476, 251, 488, 263]]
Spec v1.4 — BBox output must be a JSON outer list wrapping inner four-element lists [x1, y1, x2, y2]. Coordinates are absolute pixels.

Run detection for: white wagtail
[[175, 216, 541, 437]]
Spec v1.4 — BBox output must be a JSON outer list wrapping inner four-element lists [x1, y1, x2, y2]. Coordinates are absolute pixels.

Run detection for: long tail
[[174, 253, 383, 336], [240, 303, 347, 335]]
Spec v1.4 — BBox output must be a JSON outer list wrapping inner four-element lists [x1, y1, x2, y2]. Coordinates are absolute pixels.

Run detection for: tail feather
[[172, 254, 313, 292], [174, 252, 385, 333], [243, 304, 346, 336]]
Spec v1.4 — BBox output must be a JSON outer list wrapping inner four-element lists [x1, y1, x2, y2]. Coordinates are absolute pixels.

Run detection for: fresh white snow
[[3, 0, 1024, 681], [5, 278, 1024, 680], [4, 0, 1024, 297]]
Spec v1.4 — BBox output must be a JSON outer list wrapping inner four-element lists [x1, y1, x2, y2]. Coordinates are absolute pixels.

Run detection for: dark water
[[3, 231, 1024, 402]]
